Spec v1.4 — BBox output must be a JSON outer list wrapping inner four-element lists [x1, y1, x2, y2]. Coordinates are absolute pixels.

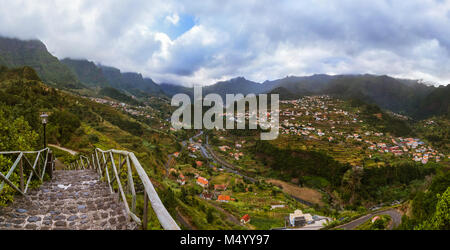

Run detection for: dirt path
[[48, 144, 78, 156], [267, 179, 324, 206]]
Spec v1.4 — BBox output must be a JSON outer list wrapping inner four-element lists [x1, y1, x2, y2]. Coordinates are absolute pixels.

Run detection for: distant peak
[[0, 36, 47, 51], [230, 76, 246, 81]]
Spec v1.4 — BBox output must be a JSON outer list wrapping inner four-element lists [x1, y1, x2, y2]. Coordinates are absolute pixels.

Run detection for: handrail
[[0, 148, 54, 195], [73, 148, 180, 230]]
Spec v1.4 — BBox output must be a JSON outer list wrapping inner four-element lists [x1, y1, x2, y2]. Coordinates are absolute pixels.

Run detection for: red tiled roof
[[241, 214, 250, 222], [214, 184, 227, 190], [197, 177, 208, 185], [217, 195, 231, 201]]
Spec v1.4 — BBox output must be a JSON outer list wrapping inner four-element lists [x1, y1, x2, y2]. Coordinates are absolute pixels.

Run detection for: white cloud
[[0, 0, 449, 86], [165, 13, 180, 25]]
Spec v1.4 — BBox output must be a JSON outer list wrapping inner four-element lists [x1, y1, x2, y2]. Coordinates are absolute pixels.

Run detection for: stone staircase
[[0, 169, 137, 230]]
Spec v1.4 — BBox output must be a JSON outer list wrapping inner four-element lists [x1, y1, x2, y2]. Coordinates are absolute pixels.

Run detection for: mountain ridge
[[0, 36, 82, 89], [0, 36, 447, 120]]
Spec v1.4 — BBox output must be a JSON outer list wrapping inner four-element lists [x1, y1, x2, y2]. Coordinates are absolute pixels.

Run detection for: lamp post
[[40, 112, 53, 179], [40, 112, 48, 149]]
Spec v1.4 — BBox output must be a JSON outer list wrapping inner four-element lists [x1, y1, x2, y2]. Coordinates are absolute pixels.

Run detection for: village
[[88, 94, 447, 230], [162, 134, 331, 230], [277, 95, 447, 165], [88, 97, 155, 118], [201, 95, 447, 172], [85, 96, 174, 131]]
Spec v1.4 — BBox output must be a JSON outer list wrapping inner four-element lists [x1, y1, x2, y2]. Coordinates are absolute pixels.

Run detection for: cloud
[[0, 0, 449, 86], [165, 13, 180, 25]]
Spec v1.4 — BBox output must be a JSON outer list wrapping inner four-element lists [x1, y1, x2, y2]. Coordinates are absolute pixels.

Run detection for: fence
[[0, 148, 53, 195], [74, 148, 180, 230]]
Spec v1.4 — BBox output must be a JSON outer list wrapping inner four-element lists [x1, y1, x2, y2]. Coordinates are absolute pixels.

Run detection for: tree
[[416, 187, 450, 230], [48, 110, 81, 144], [0, 105, 38, 151]]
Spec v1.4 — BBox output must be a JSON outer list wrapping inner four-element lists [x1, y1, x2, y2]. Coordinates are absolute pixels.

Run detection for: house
[[200, 192, 213, 200], [196, 161, 203, 167], [214, 184, 227, 191], [292, 216, 307, 227], [177, 174, 185, 185], [270, 205, 285, 210], [173, 152, 180, 158], [196, 177, 209, 188], [289, 210, 313, 227], [241, 214, 250, 224], [217, 195, 231, 202]]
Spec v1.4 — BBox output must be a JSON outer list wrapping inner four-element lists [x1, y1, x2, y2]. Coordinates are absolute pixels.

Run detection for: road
[[336, 208, 402, 230], [202, 144, 257, 183], [48, 144, 78, 156], [183, 132, 320, 207], [202, 135, 257, 183], [202, 134, 322, 207]]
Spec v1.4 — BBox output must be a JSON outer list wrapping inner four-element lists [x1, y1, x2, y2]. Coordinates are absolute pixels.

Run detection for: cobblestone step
[[0, 170, 137, 230]]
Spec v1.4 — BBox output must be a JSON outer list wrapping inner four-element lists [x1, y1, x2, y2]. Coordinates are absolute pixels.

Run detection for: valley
[[0, 36, 449, 231]]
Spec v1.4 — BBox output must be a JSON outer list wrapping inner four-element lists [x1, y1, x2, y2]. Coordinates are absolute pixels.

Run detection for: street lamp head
[[40, 113, 48, 125]]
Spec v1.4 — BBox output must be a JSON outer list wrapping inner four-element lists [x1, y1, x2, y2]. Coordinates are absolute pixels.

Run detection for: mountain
[[99, 65, 164, 96], [416, 84, 450, 119], [159, 83, 193, 97], [160, 74, 444, 118], [62, 58, 165, 96], [98, 87, 142, 106], [268, 86, 308, 100], [203, 77, 272, 98], [261, 74, 444, 119], [262, 74, 335, 94], [61, 58, 109, 88], [160, 77, 273, 101], [320, 74, 435, 115], [0, 36, 82, 89]]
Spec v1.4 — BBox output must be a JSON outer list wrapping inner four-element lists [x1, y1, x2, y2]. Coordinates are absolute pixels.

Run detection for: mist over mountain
[[0, 36, 81, 89], [99, 65, 163, 96], [159, 83, 193, 97], [203, 77, 273, 98], [0, 36, 447, 120], [160, 73, 447, 119], [61, 58, 109, 88]]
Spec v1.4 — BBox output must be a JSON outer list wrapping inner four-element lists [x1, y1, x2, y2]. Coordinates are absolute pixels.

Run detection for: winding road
[[335, 208, 402, 230]]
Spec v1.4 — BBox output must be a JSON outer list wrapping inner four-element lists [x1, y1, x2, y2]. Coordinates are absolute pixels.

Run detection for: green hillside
[[61, 58, 110, 88], [0, 37, 82, 89]]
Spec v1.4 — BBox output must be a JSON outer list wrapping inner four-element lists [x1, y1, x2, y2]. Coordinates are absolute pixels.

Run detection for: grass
[[355, 214, 391, 230], [267, 179, 324, 206], [250, 216, 285, 230]]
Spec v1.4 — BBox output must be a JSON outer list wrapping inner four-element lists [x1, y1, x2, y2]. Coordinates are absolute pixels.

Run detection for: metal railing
[[0, 148, 54, 195], [74, 148, 180, 230]]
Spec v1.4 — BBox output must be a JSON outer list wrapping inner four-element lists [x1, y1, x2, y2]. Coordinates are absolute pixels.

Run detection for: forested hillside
[[61, 58, 110, 88], [0, 37, 82, 89], [0, 65, 177, 177]]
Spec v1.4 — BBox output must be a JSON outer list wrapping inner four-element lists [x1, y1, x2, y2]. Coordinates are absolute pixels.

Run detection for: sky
[[0, 0, 449, 86]]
